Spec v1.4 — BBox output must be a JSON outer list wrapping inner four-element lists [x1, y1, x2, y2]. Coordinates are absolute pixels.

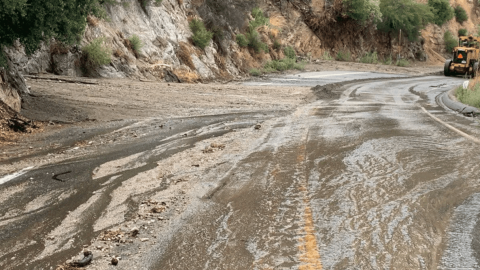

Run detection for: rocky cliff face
[[2, 0, 479, 114]]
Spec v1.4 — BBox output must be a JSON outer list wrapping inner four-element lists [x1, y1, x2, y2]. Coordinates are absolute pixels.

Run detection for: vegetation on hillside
[[0, 0, 116, 68], [428, 0, 454, 26], [444, 30, 458, 52], [456, 79, 480, 109], [342, 0, 382, 24], [189, 19, 214, 49], [236, 7, 269, 53], [378, 0, 434, 41], [455, 6, 469, 24], [81, 37, 111, 75]]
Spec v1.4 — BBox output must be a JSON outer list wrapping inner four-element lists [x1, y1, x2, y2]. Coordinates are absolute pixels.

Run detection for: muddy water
[[2, 74, 480, 269], [153, 76, 480, 269]]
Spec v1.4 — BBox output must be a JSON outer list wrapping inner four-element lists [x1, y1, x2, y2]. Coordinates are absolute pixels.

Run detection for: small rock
[[140, 238, 149, 242], [131, 227, 139, 237], [254, 124, 261, 130], [111, 257, 119, 266]]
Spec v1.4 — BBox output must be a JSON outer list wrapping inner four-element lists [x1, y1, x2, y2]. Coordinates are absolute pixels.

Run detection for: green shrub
[[128, 35, 143, 54], [284, 46, 296, 59], [395, 59, 409, 67], [82, 38, 111, 67], [249, 68, 262, 76], [360, 51, 378, 64], [456, 84, 480, 108], [249, 7, 269, 31], [379, 0, 434, 41], [273, 39, 281, 50], [321, 51, 334, 60], [237, 8, 269, 54], [444, 30, 458, 52], [336, 50, 351, 61], [458, 28, 468, 36], [264, 58, 305, 72], [455, 6, 468, 24], [428, 0, 454, 26], [343, 0, 382, 24], [246, 30, 268, 53], [189, 19, 213, 49], [236, 34, 248, 47], [383, 54, 393, 65]]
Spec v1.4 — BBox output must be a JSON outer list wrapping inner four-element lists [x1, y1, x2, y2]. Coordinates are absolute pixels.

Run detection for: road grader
[[444, 35, 480, 77]]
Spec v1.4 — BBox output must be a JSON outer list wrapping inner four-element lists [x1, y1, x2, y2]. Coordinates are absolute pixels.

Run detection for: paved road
[[2, 72, 480, 269], [244, 70, 406, 87]]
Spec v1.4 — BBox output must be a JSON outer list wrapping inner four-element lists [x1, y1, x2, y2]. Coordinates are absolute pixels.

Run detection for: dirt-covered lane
[[150, 76, 480, 269], [4, 70, 480, 269]]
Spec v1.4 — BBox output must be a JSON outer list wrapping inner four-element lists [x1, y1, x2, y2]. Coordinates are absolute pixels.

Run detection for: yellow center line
[[297, 146, 323, 270]]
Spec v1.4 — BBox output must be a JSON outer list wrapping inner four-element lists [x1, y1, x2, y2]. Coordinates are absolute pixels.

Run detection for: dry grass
[[214, 54, 226, 70], [173, 68, 200, 83], [113, 48, 124, 58], [87, 15, 99, 27], [269, 14, 285, 38], [231, 50, 259, 73], [124, 39, 133, 52], [177, 42, 196, 70]]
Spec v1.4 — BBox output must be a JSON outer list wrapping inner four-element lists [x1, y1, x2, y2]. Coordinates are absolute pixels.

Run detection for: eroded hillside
[[1, 0, 480, 118]]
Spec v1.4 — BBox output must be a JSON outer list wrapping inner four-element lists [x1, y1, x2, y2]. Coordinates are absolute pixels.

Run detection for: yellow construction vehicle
[[444, 35, 480, 77]]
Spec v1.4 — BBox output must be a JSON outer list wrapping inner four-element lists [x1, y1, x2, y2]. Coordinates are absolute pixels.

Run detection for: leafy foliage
[[383, 54, 393, 65], [458, 28, 468, 37], [428, 0, 454, 26], [249, 68, 261, 76], [284, 46, 296, 59], [245, 30, 268, 53], [82, 37, 111, 67], [444, 30, 458, 52], [236, 34, 248, 47], [456, 83, 480, 108], [455, 6, 468, 24], [249, 7, 269, 31], [0, 0, 116, 68], [395, 59, 409, 67], [359, 51, 379, 64], [379, 0, 434, 41], [336, 50, 351, 61], [273, 40, 281, 50], [321, 51, 334, 60], [189, 19, 213, 49], [264, 58, 305, 72], [342, 0, 382, 24], [129, 35, 143, 54]]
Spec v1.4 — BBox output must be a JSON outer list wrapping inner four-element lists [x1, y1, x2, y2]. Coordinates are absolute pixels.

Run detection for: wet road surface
[[2, 72, 480, 269]]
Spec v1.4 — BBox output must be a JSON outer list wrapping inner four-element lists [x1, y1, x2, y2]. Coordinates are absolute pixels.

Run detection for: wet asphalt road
[[2, 71, 480, 269]]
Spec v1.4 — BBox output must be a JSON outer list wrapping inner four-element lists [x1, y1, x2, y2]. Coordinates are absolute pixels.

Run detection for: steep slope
[[2, 0, 479, 118]]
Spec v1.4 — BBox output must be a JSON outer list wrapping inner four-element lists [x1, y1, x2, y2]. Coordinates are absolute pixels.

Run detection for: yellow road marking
[[297, 146, 323, 270]]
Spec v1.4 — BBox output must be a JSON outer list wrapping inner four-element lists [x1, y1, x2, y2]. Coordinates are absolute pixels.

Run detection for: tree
[[0, 0, 105, 67], [428, 0, 454, 26], [379, 0, 434, 41], [342, 0, 382, 24], [454, 6, 468, 24]]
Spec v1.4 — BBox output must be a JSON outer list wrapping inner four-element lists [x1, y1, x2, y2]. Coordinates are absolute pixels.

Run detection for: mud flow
[[2, 72, 480, 270]]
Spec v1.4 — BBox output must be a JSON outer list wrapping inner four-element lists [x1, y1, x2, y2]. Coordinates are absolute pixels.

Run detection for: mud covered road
[[2, 70, 480, 269]]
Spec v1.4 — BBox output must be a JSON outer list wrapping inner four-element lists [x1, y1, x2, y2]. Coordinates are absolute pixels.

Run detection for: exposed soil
[[0, 61, 442, 147]]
